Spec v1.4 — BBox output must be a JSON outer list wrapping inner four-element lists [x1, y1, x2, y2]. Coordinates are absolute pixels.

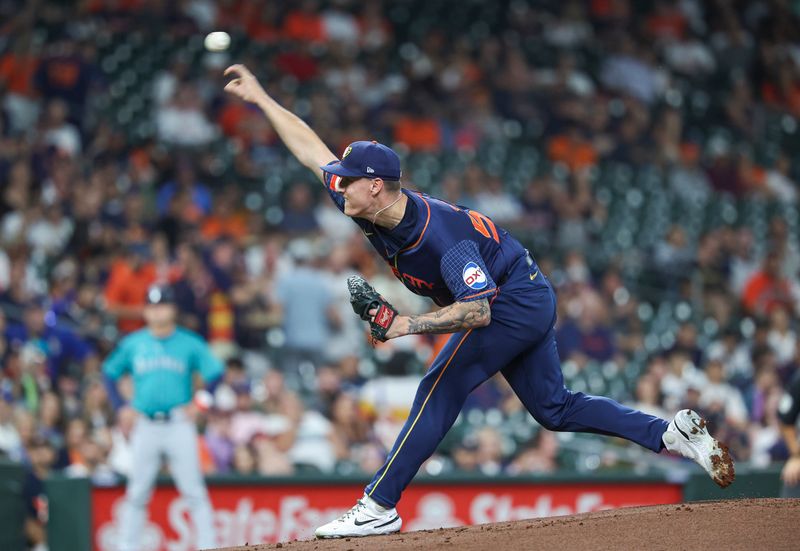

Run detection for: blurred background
[[0, 0, 799, 548]]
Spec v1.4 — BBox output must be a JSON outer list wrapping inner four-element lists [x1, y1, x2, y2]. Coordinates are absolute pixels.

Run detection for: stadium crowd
[[1, 0, 800, 540]]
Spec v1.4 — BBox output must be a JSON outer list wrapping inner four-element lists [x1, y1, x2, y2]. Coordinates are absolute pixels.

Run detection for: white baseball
[[204, 31, 231, 52]]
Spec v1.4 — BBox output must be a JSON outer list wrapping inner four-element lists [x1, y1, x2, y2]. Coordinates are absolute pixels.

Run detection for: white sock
[[364, 494, 388, 513]]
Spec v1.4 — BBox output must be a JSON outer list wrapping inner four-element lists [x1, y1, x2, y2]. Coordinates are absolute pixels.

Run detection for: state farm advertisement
[[92, 482, 681, 550]]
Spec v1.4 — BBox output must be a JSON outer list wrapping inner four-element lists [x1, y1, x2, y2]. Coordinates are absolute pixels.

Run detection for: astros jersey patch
[[440, 240, 497, 302]]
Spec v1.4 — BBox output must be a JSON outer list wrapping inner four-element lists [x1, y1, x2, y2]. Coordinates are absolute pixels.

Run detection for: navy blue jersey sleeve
[[322, 161, 345, 212], [440, 240, 497, 302]]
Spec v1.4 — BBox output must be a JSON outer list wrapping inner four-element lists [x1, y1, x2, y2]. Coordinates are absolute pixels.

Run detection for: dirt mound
[[218, 498, 800, 551]]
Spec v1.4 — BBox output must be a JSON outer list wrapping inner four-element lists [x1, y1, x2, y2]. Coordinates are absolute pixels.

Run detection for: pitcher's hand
[[224, 64, 268, 104]]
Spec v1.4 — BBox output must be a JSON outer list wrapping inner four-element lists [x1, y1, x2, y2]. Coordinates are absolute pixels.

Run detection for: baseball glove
[[347, 275, 398, 343]]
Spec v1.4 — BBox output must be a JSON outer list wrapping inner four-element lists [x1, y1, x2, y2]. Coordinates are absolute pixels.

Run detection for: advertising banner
[[93, 481, 682, 550]]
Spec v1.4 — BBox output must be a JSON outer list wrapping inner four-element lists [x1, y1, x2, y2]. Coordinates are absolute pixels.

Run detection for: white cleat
[[315, 495, 402, 539], [662, 409, 735, 488]]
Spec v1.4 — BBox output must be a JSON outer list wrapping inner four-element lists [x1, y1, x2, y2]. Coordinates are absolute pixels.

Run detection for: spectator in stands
[[742, 250, 796, 317], [22, 436, 55, 550], [473, 176, 522, 224], [231, 443, 256, 475], [104, 242, 157, 334], [557, 292, 616, 363], [329, 392, 371, 465], [600, 34, 668, 104], [507, 430, 559, 475], [26, 201, 73, 259], [768, 305, 797, 369], [0, 33, 41, 133], [699, 359, 749, 430], [630, 374, 669, 420], [764, 152, 798, 204], [37, 392, 64, 451], [653, 225, 693, 286], [474, 427, 504, 476], [0, 393, 21, 459], [728, 227, 761, 295], [272, 240, 335, 374], [108, 406, 135, 477], [668, 142, 712, 205], [280, 183, 320, 234], [156, 160, 212, 222], [34, 38, 93, 119], [5, 297, 96, 385], [156, 84, 215, 146]]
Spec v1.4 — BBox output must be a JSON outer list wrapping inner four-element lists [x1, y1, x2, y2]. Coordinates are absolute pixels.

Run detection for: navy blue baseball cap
[[146, 284, 176, 305], [321, 141, 402, 181]]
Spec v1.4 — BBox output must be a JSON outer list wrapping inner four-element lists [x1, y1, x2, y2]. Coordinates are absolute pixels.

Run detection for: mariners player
[[103, 285, 222, 550], [223, 64, 735, 538]]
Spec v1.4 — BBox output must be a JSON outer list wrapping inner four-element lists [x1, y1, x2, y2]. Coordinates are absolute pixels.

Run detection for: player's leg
[[119, 416, 162, 551], [502, 327, 735, 486], [165, 411, 216, 549], [501, 327, 668, 451], [315, 328, 500, 537]]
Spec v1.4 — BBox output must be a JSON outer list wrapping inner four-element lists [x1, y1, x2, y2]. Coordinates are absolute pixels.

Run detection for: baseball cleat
[[662, 409, 735, 488], [315, 495, 402, 538]]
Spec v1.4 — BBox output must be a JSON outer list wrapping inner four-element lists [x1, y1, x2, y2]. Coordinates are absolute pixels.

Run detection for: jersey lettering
[[391, 266, 435, 290], [466, 210, 499, 243]]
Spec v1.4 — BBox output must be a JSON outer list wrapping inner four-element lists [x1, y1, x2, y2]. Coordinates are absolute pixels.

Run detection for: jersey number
[[467, 210, 499, 243]]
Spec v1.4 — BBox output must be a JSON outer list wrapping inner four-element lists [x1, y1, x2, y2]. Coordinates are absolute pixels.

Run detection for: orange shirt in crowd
[[394, 116, 441, 151], [0, 53, 39, 96], [218, 100, 250, 138], [547, 134, 598, 172], [762, 81, 800, 117], [201, 213, 248, 241], [104, 259, 157, 334], [283, 10, 325, 42], [741, 272, 793, 316]]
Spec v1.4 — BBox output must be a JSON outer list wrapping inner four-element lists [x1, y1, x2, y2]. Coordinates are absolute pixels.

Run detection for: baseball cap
[[321, 141, 402, 181], [146, 284, 176, 305]]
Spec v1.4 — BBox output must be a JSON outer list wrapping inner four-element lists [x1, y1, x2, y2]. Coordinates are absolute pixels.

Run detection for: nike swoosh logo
[[364, 231, 374, 236], [375, 515, 399, 528], [529, 271, 539, 281], [353, 518, 379, 526]]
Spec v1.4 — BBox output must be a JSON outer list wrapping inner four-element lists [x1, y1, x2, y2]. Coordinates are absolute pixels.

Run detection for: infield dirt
[[215, 498, 800, 551]]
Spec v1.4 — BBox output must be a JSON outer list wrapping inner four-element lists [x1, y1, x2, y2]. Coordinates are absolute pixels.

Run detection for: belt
[[498, 250, 534, 286], [524, 250, 534, 267], [144, 411, 172, 421]]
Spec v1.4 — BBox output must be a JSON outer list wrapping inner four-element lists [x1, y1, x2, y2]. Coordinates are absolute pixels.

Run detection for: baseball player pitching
[[103, 285, 222, 550], [223, 64, 735, 539]]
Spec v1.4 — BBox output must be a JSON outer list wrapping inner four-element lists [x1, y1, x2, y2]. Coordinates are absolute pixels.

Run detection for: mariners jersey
[[324, 167, 530, 306], [102, 327, 223, 415]]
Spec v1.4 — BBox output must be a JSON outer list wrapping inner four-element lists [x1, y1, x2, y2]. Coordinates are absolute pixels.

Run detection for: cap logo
[[366, 166, 375, 174], [148, 288, 162, 303], [342, 145, 352, 158]]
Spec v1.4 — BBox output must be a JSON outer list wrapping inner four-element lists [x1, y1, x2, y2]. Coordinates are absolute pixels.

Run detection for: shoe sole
[[675, 410, 735, 488], [315, 517, 402, 539]]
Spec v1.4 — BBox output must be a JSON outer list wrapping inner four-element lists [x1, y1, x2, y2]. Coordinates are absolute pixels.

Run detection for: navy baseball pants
[[365, 254, 669, 508]]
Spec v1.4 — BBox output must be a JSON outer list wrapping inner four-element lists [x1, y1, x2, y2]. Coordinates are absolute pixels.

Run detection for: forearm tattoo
[[407, 299, 490, 335]]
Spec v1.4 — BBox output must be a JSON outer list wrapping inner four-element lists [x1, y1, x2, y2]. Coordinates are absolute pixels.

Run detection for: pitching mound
[[218, 498, 800, 551]]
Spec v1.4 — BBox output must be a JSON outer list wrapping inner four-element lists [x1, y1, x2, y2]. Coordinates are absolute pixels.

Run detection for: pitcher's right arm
[[224, 64, 337, 184]]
